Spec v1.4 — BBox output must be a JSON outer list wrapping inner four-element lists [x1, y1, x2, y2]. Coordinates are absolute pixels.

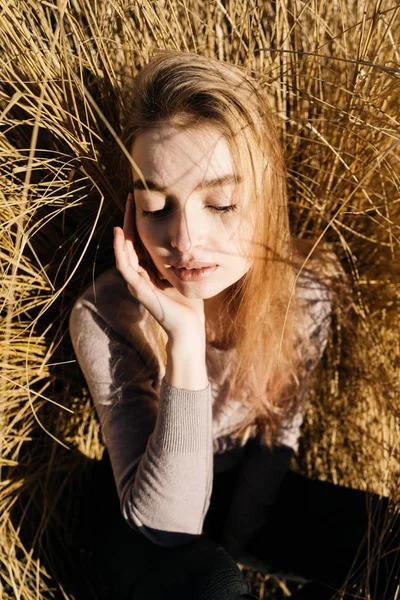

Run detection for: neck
[[204, 289, 235, 349]]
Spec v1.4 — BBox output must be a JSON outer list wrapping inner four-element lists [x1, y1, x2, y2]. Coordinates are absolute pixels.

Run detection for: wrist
[[165, 337, 208, 390], [166, 333, 206, 355]]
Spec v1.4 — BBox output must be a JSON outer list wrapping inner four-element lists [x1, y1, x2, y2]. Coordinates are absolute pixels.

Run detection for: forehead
[[131, 122, 235, 186]]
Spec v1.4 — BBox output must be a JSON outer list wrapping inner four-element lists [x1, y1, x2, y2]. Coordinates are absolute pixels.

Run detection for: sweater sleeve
[[69, 276, 213, 547]]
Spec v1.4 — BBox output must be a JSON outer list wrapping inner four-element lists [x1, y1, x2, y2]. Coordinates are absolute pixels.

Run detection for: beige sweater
[[69, 267, 332, 548]]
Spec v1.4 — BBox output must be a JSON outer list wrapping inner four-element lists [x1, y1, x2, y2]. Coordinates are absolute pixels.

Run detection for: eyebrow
[[132, 174, 242, 193]]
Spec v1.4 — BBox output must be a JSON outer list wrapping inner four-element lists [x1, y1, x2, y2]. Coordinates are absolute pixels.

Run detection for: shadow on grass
[[7, 444, 110, 600]]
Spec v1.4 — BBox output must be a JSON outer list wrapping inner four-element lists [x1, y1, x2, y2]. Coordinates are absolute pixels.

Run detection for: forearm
[[222, 441, 294, 559], [122, 337, 213, 545], [155, 337, 210, 452]]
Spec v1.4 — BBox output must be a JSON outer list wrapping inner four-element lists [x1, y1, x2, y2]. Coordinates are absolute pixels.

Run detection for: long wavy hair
[[119, 49, 349, 448]]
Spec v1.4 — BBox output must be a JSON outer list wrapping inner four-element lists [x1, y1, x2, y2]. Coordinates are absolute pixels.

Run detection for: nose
[[170, 206, 206, 252]]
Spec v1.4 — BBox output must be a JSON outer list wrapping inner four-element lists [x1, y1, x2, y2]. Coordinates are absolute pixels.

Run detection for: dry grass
[[1, 1, 399, 598]]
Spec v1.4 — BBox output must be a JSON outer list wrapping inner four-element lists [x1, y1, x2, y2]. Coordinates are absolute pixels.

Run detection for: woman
[[69, 50, 398, 599]]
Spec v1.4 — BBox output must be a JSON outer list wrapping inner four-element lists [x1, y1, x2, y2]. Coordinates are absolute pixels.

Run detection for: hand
[[114, 194, 206, 342]]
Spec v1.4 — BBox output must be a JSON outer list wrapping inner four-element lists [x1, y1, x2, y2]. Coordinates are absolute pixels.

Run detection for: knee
[[126, 535, 255, 600], [182, 538, 254, 600]]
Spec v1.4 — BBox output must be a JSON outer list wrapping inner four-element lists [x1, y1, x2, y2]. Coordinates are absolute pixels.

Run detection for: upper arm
[[297, 266, 333, 371], [222, 439, 294, 558], [69, 296, 159, 500]]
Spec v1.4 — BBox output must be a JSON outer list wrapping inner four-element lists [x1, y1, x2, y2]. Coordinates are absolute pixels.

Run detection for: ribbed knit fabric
[[195, 568, 257, 600], [154, 379, 211, 453]]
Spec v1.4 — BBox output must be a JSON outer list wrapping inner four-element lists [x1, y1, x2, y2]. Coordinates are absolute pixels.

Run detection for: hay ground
[[1, 1, 399, 598]]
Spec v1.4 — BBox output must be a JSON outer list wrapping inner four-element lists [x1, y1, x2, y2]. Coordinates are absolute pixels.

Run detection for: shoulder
[[293, 248, 348, 372], [295, 264, 332, 342], [293, 245, 349, 343], [69, 268, 147, 346]]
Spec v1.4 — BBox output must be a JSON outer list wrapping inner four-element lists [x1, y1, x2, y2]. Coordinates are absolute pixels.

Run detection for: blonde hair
[[120, 49, 348, 447]]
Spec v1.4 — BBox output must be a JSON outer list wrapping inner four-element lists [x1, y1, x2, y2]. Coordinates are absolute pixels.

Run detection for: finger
[[123, 193, 135, 241], [123, 194, 140, 269], [114, 227, 149, 296], [114, 226, 131, 276]]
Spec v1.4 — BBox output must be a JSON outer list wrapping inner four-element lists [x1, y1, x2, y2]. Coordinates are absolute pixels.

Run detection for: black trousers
[[205, 464, 399, 599], [90, 454, 399, 600]]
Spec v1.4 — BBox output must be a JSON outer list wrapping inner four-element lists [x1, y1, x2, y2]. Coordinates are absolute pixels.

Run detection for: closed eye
[[141, 204, 239, 219]]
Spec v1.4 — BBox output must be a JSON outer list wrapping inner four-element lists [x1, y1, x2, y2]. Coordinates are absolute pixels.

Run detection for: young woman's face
[[131, 120, 255, 300]]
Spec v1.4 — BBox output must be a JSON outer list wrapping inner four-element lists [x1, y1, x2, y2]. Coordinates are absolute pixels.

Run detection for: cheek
[[135, 219, 159, 250], [226, 221, 253, 256]]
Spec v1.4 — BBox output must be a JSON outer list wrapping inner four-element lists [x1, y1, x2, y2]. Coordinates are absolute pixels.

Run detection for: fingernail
[[127, 192, 133, 202]]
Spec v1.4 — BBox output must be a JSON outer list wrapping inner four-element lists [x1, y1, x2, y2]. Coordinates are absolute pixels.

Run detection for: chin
[[177, 283, 226, 300]]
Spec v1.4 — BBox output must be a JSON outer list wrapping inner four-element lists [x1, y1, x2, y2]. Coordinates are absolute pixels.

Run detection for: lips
[[173, 260, 216, 269], [171, 264, 218, 281], [177, 266, 212, 270]]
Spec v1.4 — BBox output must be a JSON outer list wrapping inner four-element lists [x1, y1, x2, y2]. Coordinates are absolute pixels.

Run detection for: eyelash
[[141, 204, 239, 219]]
